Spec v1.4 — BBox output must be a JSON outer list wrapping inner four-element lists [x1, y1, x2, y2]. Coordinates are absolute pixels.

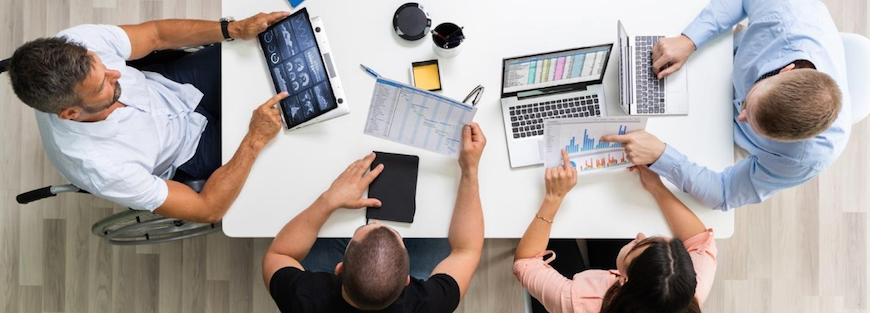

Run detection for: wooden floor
[[0, 0, 868, 312]]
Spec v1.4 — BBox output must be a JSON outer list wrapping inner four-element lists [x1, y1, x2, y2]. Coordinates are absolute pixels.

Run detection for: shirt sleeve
[[269, 267, 305, 312], [90, 162, 169, 211], [648, 144, 817, 211], [682, 229, 718, 305], [422, 274, 461, 312], [513, 251, 575, 313], [682, 0, 749, 48], [56, 24, 132, 60]]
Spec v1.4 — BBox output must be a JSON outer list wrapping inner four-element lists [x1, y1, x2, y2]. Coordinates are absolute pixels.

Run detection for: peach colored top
[[513, 229, 717, 313]]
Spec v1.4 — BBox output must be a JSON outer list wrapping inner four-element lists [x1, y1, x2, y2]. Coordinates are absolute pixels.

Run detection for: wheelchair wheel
[[91, 210, 221, 246]]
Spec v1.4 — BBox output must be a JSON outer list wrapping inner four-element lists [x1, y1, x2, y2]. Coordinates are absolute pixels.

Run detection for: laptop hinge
[[517, 84, 588, 101]]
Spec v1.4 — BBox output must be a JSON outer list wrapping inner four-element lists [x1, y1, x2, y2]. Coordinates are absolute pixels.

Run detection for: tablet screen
[[258, 8, 337, 128]]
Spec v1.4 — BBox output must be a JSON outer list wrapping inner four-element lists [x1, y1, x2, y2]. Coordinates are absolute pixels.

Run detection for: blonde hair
[[754, 69, 842, 142]]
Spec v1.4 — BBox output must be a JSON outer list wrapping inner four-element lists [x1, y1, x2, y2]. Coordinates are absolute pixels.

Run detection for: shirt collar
[[50, 107, 133, 138]]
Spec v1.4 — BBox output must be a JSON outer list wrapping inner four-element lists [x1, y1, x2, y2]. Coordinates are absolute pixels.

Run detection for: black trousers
[[141, 44, 222, 181]]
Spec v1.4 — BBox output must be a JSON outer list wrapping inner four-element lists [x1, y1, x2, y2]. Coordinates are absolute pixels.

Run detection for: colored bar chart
[[543, 117, 647, 172], [576, 152, 631, 173]]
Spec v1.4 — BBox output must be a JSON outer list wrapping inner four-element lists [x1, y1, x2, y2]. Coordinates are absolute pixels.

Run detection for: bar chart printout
[[543, 117, 647, 173], [364, 78, 478, 158]]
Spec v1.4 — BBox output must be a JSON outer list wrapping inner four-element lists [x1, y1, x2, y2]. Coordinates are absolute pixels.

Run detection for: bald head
[[341, 225, 409, 310]]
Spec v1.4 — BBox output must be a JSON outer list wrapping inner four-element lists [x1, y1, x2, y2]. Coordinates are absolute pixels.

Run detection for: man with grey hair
[[7, 12, 290, 222]]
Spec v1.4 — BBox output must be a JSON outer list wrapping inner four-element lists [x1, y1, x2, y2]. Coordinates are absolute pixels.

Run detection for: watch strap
[[220, 19, 234, 42]]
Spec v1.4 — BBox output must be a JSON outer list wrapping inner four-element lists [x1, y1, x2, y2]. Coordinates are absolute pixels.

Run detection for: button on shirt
[[649, 0, 852, 211], [35, 24, 206, 211]]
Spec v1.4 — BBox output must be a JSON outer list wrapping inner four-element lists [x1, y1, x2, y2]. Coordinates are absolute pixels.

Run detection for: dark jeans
[[530, 239, 632, 313], [300, 238, 451, 281], [141, 44, 222, 181]]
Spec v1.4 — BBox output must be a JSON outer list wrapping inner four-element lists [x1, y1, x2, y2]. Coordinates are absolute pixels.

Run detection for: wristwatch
[[220, 17, 235, 42]]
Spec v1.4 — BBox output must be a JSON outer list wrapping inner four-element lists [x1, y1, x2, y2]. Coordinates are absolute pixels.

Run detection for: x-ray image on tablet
[[257, 8, 346, 130]]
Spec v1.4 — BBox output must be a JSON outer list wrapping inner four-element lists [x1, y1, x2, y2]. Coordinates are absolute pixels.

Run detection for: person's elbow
[[155, 192, 227, 224], [169, 208, 223, 224], [198, 211, 224, 224]]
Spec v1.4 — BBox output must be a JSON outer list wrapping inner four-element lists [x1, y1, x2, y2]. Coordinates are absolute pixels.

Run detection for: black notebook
[[366, 152, 419, 223]]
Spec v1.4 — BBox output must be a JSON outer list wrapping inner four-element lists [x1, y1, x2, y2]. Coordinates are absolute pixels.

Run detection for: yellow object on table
[[412, 60, 442, 91]]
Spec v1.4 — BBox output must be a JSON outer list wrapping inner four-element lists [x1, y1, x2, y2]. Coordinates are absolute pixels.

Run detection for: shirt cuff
[[683, 229, 715, 252], [138, 179, 169, 211], [681, 21, 711, 50], [649, 144, 683, 178]]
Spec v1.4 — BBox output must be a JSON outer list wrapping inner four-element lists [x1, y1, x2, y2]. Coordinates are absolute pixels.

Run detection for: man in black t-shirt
[[262, 123, 488, 313]]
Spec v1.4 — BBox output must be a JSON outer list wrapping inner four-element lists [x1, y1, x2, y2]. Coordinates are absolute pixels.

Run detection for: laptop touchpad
[[666, 65, 688, 93]]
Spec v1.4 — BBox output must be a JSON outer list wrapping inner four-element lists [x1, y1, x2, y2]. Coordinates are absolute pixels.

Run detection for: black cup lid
[[393, 3, 431, 41]]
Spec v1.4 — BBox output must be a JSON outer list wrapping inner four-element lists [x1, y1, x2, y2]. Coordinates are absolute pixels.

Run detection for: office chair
[[841, 33, 870, 125], [2, 46, 222, 246]]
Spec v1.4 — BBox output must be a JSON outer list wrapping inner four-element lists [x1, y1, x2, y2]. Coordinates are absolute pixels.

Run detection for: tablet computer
[[257, 8, 349, 130]]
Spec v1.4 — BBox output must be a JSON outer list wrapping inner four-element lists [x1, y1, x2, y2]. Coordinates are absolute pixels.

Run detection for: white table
[[221, 0, 735, 238]]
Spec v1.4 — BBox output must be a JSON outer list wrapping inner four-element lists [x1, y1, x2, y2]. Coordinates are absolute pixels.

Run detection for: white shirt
[[35, 24, 207, 211]]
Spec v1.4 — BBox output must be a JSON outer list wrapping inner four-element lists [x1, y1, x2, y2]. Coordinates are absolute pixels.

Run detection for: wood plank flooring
[[0, 0, 867, 312]]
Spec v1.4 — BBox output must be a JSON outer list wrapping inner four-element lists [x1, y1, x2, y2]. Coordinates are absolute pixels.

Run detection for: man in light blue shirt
[[603, 0, 851, 211]]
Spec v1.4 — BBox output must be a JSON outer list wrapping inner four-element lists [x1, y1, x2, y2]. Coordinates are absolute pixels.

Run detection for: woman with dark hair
[[513, 150, 717, 313]]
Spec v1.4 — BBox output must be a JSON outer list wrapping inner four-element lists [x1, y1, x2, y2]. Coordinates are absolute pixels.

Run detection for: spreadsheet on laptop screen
[[503, 46, 610, 94]]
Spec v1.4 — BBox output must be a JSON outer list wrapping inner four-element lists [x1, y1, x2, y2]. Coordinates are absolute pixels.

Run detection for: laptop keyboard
[[509, 95, 601, 139], [635, 36, 665, 114]]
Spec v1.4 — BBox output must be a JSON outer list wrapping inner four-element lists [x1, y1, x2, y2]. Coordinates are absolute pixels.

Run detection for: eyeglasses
[[462, 85, 485, 106]]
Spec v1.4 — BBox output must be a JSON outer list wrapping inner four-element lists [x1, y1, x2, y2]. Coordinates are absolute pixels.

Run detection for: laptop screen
[[502, 44, 611, 95]]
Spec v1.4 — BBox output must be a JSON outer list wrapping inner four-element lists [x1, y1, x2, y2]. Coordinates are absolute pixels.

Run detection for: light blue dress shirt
[[649, 0, 852, 211]]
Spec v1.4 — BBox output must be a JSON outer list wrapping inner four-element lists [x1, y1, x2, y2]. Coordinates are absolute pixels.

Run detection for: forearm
[[447, 170, 484, 254], [515, 196, 560, 260], [148, 19, 227, 50], [197, 134, 263, 220], [650, 188, 707, 242], [649, 144, 732, 210], [267, 196, 335, 261]]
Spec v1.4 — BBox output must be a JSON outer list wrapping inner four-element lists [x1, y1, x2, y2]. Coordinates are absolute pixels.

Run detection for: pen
[[359, 64, 380, 78]]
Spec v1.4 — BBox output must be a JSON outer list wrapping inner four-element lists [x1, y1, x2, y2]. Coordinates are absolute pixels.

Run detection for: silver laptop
[[501, 44, 613, 168], [617, 20, 689, 116]]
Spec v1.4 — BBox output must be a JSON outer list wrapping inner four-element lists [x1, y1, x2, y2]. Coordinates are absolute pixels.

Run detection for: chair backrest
[[842, 33, 870, 124]]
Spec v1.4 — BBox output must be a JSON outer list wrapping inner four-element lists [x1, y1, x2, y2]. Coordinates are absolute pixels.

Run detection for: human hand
[[248, 92, 288, 149], [321, 153, 385, 210], [459, 122, 487, 174], [544, 149, 578, 200], [652, 35, 696, 79], [628, 165, 668, 196], [601, 131, 666, 166], [230, 12, 291, 40]]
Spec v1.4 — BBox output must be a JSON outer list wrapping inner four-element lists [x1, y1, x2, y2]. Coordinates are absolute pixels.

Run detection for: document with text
[[364, 78, 477, 158]]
